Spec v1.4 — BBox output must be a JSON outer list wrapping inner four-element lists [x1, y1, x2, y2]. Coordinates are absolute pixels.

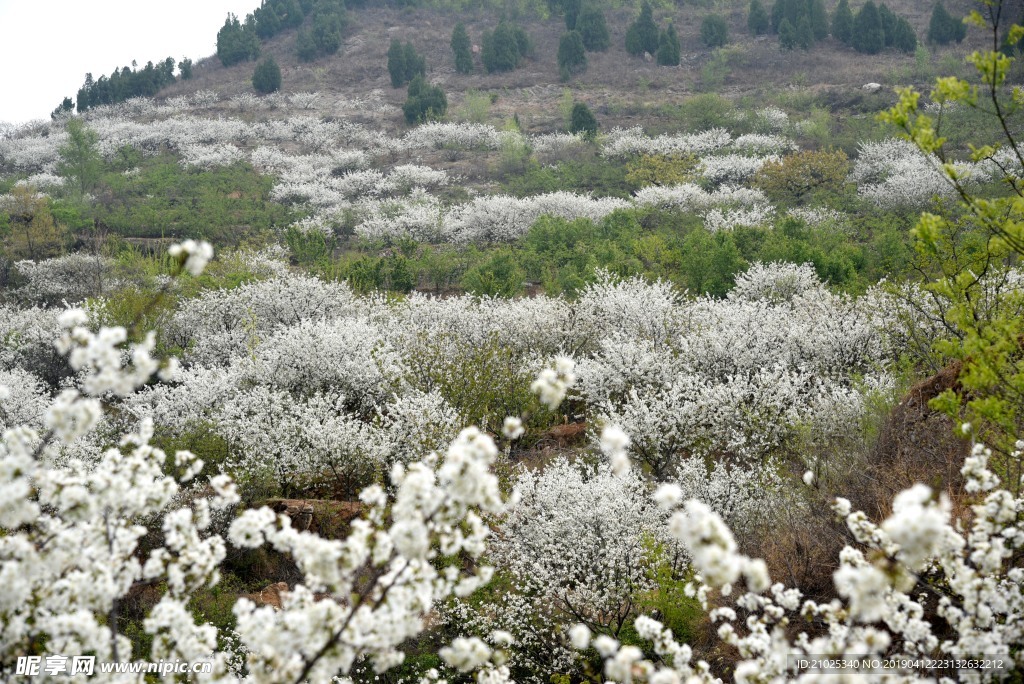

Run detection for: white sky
[[0, 0, 259, 124]]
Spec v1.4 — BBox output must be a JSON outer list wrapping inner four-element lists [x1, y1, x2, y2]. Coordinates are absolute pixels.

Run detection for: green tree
[[387, 39, 407, 87], [57, 118, 103, 197], [779, 17, 797, 49], [177, 58, 193, 80], [569, 102, 598, 138], [748, 0, 771, 35], [451, 23, 474, 73], [853, 0, 885, 54], [576, 4, 611, 51], [796, 14, 814, 49], [403, 75, 447, 124], [563, 0, 582, 30], [51, 97, 74, 120], [892, 16, 917, 53], [927, 2, 967, 44], [878, 2, 898, 46], [558, 30, 587, 80], [832, 0, 854, 44], [880, 2, 1024, 482], [482, 23, 522, 73], [809, 0, 829, 40], [626, 2, 659, 56], [216, 13, 260, 66], [700, 14, 729, 48], [657, 23, 682, 65], [252, 56, 282, 94]]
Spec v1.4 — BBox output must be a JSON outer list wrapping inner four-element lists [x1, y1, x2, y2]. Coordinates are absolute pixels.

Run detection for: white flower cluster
[[581, 440, 1024, 684], [602, 126, 732, 158]]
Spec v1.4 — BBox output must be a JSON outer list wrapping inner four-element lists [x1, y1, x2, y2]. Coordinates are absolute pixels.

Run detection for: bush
[[576, 4, 611, 51], [927, 1, 967, 45], [831, 0, 854, 44], [402, 75, 447, 124], [748, 0, 771, 35], [482, 22, 527, 73], [451, 23, 474, 74], [657, 23, 681, 65], [626, 1, 659, 56], [853, 0, 885, 54], [558, 31, 588, 80], [569, 102, 598, 139], [388, 39, 425, 88], [700, 15, 729, 48], [252, 57, 282, 94], [753, 148, 850, 205]]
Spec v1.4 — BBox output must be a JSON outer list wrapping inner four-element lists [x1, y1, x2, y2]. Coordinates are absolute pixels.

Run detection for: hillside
[[2, 1, 1024, 682], [152, 0, 1003, 133]]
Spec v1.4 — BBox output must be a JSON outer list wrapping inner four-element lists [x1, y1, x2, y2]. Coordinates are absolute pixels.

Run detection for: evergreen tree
[[252, 56, 282, 94], [771, 0, 786, 32], [387, 39, 407, 88], [779, 17, 797, 49], [892, 16, 917, 53], [569, 102, 598, 138], [564, 0, 582, 31], [748, 0, 771, 35], [482, 23, 522, 73], [51, 97, 74, 120], [403, 42, 426, 81], [928, 2, 966, 45], [657, 22, 681, 65], [853, 0, 885, 53], [832, 0, 854, 44], [878, 2, 898, 46], [279, 0, 305, 28], [403, 75, 447, 124], [809, 0, 829, 40], [700, 14, 729, 48], [626, 2, 659, 56], [216, 13, 260, 66], [796, 14, 814, 49], [558, 30, 587, 80], [177, 58, 193, 80], [451, 23, 474, 73], [254, 3, 282, 39], [576, 4, 610, 51]]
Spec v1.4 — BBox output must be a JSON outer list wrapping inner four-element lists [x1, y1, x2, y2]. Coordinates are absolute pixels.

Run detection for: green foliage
[[57, 119, 103, 197], [216, 13, 260, 67], [569, 102, 598, 138], [51, 97, 74, 121], [296, 0, 346, 62], [853, 0, 885, 54], [796, 14, 814, 50], [455, 90, 492, 123], [626, 1, 659, 57], [657, 22, 681, 65], [810, 0, 829, 40], [563, 0, 581, 30], [700, 14, 728, 48], [779, 17, 797, 50], [558, 31, 588, 80], [74, 58, 178, 113], [679, 228, 745, 296], [831, 0, 854, 44], [928, 2, 967, 45], [748, 0, 771, 35], [482, 22, 528, 73], [461, 249, 525, 297], [576, 4, 610, 51], [177, 58, 193, 80], [388, 39, 426, 88], [251, 56, 282, 94], [451, 22, 474, 73], [403, 75, 447, 124], [93, 155, 295, 244], [753, 148, 850, 205], [892, 16, 918, 53]]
